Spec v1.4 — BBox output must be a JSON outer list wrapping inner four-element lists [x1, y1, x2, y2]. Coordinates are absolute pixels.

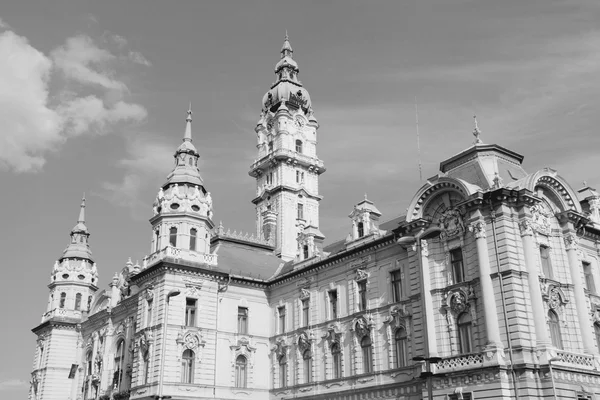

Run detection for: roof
[[213, 240, 283, 280]]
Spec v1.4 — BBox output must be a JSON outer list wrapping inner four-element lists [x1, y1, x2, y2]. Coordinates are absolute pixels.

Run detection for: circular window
[[62, 274, 69, 279], [170, 203, 180, 210], [191, 205, 200, 212], [78, 274, 85, 280]]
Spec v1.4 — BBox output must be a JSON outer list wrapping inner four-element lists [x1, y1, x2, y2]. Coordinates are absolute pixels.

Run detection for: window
[[302, 299, 310, 326], [142, 351, 150, 384], [268, 141, 273, 152], [278, 306, 286, 333], [75, 293, 82, 311], [113, 340, 124, 390], [87, 295, 92, 311], [303, 244, 309, 259], [297, 203, 304, 220], [451, 248, 465, 284], [303, 349, 312, 383], [358, 281, 367, 311], [189, 228, 197, 251], [86, 351, 92, 375], [391, 270, 402, 302], [59, 292, 66, 308], [169, 227, 178, 247], [540, 245, 553, 279], [235, 355, 247, 388], [584, 262, 596, 294], [238, 307, 248, 334], [296, 170, 301, 183], [548, 310, 563, 349], [331, 343, 342, 379], [155, 230, 160, 252], [457, 312, 473, 354], [295, 140, 303, 153], [357, 222, 364, 238], [185, 298, 197, 327], [595, 323, 600, 353], [329, 290, 338, 319], [395, 328, 408, 368], [147, 299, 153, 326], [181, 349, 195, 383], [266, 172, 273, 185], [361, 336, 373, 373], [278, 355, 287, 388]]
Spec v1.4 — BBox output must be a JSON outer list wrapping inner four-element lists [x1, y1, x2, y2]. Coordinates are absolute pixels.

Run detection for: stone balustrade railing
[[143, 246, 218, 269], [251, 148, 324, 173], [41, 308, 83, 323], [553, 350, 598, 371], [435, 353, 484, 374]]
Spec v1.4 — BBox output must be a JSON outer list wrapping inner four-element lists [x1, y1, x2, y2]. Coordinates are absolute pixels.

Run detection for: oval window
[[78, 274, 85, 280], [170, 203, 180, 210], [191, 205, 200, 212], [62, 274, 69, 279]]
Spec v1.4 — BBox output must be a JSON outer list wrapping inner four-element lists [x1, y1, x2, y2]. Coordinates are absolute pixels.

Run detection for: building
[[30, 34, 600, 400]]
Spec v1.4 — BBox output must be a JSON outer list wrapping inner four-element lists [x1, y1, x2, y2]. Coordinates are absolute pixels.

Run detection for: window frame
[[278, 354, 287, 388], [146, 298, 153, 327], [357, 221, 364, 238], [297, 203, 304, 220], [595, 323, 600, 354], [457, 312, 473, 354], [357, 280, 367, 311], [169, 226, 178, 247], [329, 290, 338, 320], [113, 340, 125, 390], [181, 349, 195, 384], [395, 327, 408, 368], [331, 343, 342, 379], [302, 349, 312, 383], [189, 228, 197, 252], [548, 310, 563, 349], [185, 298, 197, 327], [450, 248, 465, 284], [361, 336, 373, 373], [295, 139, 303, 154], [278, 306, 286, 334], [235, 355, 247, 388], [75, 293, 82, 311], [583, 261, 596, 294], [238, 307, 248, 334], [391, 270, 403, 302], [59, 292, 66, 309], [301, 298, 310, 327]]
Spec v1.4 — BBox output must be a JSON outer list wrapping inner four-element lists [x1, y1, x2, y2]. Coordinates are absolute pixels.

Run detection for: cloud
[[0, 379, 28, 391], [100, 134, 174, 219], [0, 27, 148, 173], [0, 17, 11, 30], [128, 51, 151, 66]]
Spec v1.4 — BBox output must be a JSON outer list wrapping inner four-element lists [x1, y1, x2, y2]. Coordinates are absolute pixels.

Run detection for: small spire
[[364, 193, 368, 201], [184, 104, 193, 142], [78, 193, 86, 223], [281, 31, 293, 57], [472, 114, 482, 145]]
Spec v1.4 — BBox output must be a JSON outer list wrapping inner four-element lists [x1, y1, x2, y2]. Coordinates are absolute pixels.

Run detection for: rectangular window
[[358, 281, 367, 311], [584, 262, 596, 294], [540, 245, 553, 279], [297, 203, 304, 220], [185, 298, 196, 327], [238, 307, 248, 334], [278, 306, 286, 334], [329, 290, 338, 319], [296, 170, 300, 183], [147, 299, 153, 326], [302, 299, 310, 326], [451, 248, 465, 284], [391, 270, 403, 302]]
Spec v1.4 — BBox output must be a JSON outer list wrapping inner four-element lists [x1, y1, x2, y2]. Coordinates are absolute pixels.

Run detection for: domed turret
[[61, 194, 93, 261]]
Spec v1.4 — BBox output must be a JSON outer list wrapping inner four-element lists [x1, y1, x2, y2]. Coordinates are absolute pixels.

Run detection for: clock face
[[295, 115, 305, 128]]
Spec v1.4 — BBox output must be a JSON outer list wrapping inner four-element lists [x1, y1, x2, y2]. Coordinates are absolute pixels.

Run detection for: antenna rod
[[415, 97, 423, 181]]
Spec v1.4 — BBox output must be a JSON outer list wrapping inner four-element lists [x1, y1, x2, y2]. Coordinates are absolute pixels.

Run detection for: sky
[[2, 0, 600, 396]]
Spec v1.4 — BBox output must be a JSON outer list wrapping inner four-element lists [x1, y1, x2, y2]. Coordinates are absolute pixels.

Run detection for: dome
[[262, 81, 312, 112], [275, 56, 298, 72]]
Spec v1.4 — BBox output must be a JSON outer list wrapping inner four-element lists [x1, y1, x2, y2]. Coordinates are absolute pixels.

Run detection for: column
[[519, 220, 550, 346], [469, 220, 502, 348], [418, 239, 438, 358], [564, 231, 595, 353]]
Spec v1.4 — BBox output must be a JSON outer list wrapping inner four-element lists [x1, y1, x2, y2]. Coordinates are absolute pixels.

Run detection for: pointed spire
[[472, 114, 482, 145], [184, 103, 193, 142], [78, 193, 86, 223], [281, 31, 293, 57]]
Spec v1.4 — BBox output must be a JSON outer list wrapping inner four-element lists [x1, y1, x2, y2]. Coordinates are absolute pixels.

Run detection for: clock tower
[[249, 34, 325, 261]]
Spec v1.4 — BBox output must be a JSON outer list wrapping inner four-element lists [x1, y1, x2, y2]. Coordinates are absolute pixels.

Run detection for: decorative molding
[[439, 209, 465, 241], [468, 220, 486, 239], [530, 203, 552, 236], [519, 220, 534, 237], [355, 268, 369, 282], [564, 233, 580, 251]]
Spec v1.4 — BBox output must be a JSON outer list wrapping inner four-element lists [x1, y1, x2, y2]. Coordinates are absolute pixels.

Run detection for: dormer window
[[357, 222, 364, 238], [295, 140, 303, 153]]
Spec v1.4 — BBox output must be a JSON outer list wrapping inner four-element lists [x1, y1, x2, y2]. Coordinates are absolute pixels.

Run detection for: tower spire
[[281, 30, 293, 57], [78, 193, 86, 223], [184, 103, 193, 142]]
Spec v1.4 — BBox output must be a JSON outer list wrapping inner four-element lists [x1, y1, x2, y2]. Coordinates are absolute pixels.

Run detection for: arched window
[[155, 230, 160, 252], [188, 157, 193, 166], [75, 293, 82, 311], [278, 354, 287, 388], [357, 222, 364, 238], [457, 312, 473, 354], [395, 328, 408, 368], [235, 355, 247, 388], [268, 141, 274, 152], [169, 227, 178, 247], [303, 245, 309, 259], [189, 228, 197, 252], [548, 310, 563, 349], [142, 350, 150, 385], [303, 349, 312, 383], [361, 336, 373, 373], [181, 349, 195, 383], [595, 323, 600, 352], [113, 340, 125, 390], [295, 140, 303, 153], [331, 343, 342, 379], [59, 292, 66, 309], [86, 351, 93, 375]]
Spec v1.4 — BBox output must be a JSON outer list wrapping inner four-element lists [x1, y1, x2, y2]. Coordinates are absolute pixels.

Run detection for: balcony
[[41, 308, 83, 323], [435, 353, 484, 374], [143, 246, 218, 269], [249, 148, 325, 176], [552, 350, 599, 371]]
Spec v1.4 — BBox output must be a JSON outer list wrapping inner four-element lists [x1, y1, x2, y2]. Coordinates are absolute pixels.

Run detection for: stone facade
[[31, 35, 600, 400]]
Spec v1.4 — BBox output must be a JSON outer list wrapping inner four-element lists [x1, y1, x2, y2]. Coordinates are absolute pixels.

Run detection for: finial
[[184, 104, 193, 142], [472, 114, 482, 145], [364, 193, 368, 201], [584, 180, 588, 187], [78, 193, 86, 223], [285, 30, 289, 41]]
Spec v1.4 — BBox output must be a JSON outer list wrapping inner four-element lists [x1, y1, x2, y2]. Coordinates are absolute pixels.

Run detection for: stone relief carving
[[355, 268, 368, 282], [439, 209, 465, 240], [468, 220, 486, 239], [563, 233, 579, 251], [530, 203, 552, 235], [299, 288, 310, 300]]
